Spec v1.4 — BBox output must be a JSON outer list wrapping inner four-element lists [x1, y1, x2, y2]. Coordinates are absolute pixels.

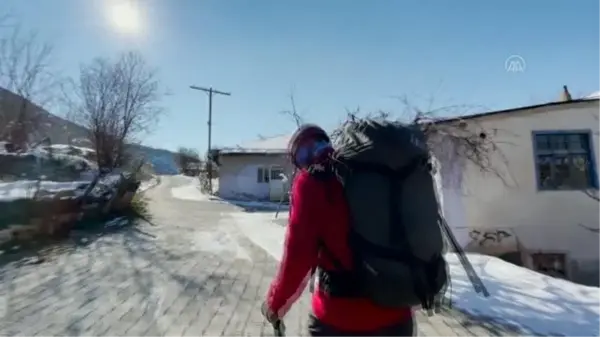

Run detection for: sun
[[107, 1, 142, 35]]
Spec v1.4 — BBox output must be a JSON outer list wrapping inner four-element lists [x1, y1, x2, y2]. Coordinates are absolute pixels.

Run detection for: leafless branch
[[64, 51, 165, 169], [578, 223, 600, 233], [331, 95, 512, 187], [176, 146, 201, 173], [0, 17, 60, 150], [582, 189, 599, 201], [279, 88, 305, 127]]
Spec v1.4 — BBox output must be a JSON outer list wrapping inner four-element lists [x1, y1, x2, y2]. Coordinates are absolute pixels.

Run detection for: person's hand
[[260, 301, 279, 324]]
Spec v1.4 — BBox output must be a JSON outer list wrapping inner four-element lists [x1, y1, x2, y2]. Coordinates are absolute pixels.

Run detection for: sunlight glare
[[108, 1, 142, 35]]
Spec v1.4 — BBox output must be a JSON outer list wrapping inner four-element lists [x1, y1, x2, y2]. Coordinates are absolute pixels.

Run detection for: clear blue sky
[[5, 0, 599, 153]]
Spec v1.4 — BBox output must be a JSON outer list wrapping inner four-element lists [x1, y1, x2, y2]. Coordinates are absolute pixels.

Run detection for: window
[[533, 131, 597, 190], [257, 166, 286, 183], [531, 253, 567, 279], [257, 167, 269, 183], [270, 166, 285, 181]]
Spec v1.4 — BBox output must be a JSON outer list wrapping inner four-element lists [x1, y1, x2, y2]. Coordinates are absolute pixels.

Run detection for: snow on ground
[[169, 177, 286, 211], [1, 147, 95, 170], [47, 143, 92, 151], [0, 173, 157, 201], [139, 176, 160, 192], [585, 90, 600, 99], [170, 177, 211, 201], [45, 144, 96, 157], [190, 214, 252, 261], [230, 212, 286, 261], [229, 210, 600, 336], [0, 180, 89, 200], [33, 146, 97, 169], [446, 254, 599, 336]]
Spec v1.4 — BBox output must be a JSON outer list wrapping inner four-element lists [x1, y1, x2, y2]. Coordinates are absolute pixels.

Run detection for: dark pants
[[308, 314, 416, 336]]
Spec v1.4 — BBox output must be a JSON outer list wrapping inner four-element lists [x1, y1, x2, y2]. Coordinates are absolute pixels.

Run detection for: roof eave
[[218, 150, 286, 156], [433, 98, 599, 125]]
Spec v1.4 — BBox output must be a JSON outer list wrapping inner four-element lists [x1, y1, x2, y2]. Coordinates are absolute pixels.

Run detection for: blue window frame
[[532, 130, 598, 191]]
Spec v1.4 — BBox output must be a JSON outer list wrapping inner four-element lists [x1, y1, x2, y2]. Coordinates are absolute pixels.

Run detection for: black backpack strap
[[309, 238, 349, 294]]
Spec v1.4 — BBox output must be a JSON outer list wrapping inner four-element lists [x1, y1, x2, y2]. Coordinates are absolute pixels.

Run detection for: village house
[[214, 135, 293, 202], [438, 88, 599, 286]]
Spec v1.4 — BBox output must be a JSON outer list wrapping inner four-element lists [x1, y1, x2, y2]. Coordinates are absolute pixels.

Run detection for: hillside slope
[[0, 88, 178, 174]]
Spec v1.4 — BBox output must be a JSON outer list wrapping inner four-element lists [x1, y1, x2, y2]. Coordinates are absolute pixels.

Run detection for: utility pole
[[190, 85, 231, 194]]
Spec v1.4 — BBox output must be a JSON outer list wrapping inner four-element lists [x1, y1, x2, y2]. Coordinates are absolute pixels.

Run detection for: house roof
[[434, 95, 599, 124], [218, 134, 291, 155], [585, 90, 600, 99]]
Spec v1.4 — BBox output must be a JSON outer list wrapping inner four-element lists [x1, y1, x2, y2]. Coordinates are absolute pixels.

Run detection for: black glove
[[272, 320, 286, 337], [261, 301, 279, 324]]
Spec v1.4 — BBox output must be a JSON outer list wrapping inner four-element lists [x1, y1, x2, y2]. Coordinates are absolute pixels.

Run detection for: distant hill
[[0, 88, 179, 175]]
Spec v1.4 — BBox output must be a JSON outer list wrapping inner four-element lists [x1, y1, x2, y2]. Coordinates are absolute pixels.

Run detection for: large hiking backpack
[[326, 119, 449, 311]]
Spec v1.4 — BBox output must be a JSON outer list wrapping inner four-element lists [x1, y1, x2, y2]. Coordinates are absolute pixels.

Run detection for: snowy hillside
[[0, 88, 178, 175], [47, 142, 178, 175]]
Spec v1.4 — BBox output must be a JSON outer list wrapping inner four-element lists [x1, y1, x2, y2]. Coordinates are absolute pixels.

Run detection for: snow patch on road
[[230, 212, 285, 261], [190, 215, 252, 261], [139, 176, 160, 192], [231, 211, 600, 336], [170, 178, 211, 201], [169, 176, 288, 212]]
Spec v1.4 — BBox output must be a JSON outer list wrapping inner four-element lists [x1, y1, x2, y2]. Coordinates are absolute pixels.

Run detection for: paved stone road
[[0, 176, 525, 336]]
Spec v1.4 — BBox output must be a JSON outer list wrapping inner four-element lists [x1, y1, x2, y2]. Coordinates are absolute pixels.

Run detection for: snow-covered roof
[[219, 134, 292, 155], [584, 90, 600, 99]]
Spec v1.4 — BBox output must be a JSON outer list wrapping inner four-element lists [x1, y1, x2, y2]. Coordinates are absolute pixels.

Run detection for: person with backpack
[[261, 121, 454, 336]]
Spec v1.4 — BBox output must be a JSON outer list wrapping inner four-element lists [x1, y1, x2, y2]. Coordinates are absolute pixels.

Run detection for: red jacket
[[266, 169, 412, 332]]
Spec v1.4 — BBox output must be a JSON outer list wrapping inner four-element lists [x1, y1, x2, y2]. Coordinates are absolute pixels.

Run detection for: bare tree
[[331, 96, 512, 187], [583, 185, 599, 202], [176, 146, 201, 173], [279, 88, 305, 127], [66, 51, 164, 169], [0, 15, 58, 150]]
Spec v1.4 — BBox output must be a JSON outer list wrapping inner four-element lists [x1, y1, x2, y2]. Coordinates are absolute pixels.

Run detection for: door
[[268, 165, 286, 202], [254, 166, 271, 199]]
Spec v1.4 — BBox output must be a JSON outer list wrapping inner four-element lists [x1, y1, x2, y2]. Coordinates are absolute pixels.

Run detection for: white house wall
[[431, 136, 471, 248], [444, 101, 599, 283], [218, 155, 294, 200]]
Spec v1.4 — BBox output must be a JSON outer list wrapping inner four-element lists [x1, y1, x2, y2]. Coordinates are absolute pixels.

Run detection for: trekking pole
[[275, 192, 284, 219], [272, 320, 286, 337], [274, 173, 289, 219]]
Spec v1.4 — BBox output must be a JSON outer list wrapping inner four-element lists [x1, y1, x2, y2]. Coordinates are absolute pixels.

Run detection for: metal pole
[[207, 88, 213, 192], [189, 85, 231, 194]]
